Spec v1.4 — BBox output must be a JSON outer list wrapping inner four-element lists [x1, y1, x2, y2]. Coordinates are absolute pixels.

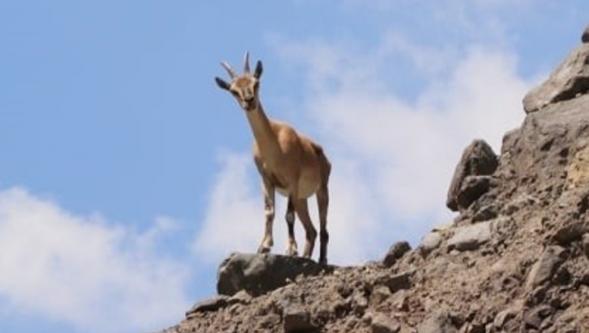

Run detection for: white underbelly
[[275, 182, 318, 199]]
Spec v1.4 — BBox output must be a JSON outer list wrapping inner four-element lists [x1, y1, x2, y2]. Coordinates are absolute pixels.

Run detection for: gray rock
[[371, 312, 401, 333], [283, 304, 315, 333], [457, 175, 492, 210], [417, 310, 457, 333], [217, 252, 325, 296], [370, 285, 392, 306], [583, 25, 589, 43], [419, 232, 443, 256], [526, 246, 567, 289], [374, 271, 413, 293], [186, 295, 230, 317], [229, 290, 253, 305], [447, 140, 498, 211], [493, 306, 519, 329], [382, 241, 411, 267], [447, 222, 492, 251], [523, 44, 589, 113], [551, 219, 588, 245], [523, 305, 553, 329]]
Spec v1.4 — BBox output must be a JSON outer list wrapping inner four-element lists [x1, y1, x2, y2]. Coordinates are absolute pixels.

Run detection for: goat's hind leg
[[285, 197, 298, 256], [316, 185, 329, 265], [293, 198, 317, 259]]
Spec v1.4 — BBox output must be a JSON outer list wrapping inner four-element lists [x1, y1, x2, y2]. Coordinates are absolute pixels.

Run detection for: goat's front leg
[[257, 178, 275, 254]]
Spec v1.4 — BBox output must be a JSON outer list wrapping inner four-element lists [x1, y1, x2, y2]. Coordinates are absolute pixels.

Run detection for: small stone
[[419, 232, 443, 256], [417, 310, 457, 333], [447, 222, 492, 251], [526, 246, 567, 289], [229, 290, 252, 305], [383, 241, 411, 267], [494, 308, 518, 329], [370, 285, 392, 306], [582, 233, 589, 257], [551, 220, 587, 245], [371, 313, 401, 333], [524, 305, 553, 329], [374, 271, 413, 293], [283, 305, 315, 333]]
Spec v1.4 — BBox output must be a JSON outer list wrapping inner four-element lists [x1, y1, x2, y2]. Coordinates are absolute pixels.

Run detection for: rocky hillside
[[160, 27, 589, 333]]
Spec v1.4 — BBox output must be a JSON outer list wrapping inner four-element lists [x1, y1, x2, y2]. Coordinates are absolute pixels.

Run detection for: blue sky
[[0, 1, 587, 332]]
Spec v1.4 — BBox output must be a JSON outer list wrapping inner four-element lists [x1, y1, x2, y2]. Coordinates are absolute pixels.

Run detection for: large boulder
[[217, 252, 325, 296], [523, 42, 589, 113], [446, 140, 498, 211]]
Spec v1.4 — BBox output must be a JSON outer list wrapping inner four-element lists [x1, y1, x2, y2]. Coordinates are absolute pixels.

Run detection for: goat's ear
[[254, 60, 263, 79], [215, 77, 230, 90]]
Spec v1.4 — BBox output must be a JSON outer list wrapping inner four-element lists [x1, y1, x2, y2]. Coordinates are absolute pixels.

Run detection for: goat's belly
[[276, 186, 290, 197], [274, 180, 319, 198], [297, 174, 320, 199]]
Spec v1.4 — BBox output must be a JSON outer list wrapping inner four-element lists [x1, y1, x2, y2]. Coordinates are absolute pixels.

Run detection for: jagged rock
[[447, 140, 498, 211], [526, 246, 566, 289], [419, 232, 443, 256], [382, 241, 411, 267], [447, 222, 492, 251], [371, 312, 401, 333], [583, 25, 589, 43], [523, 43, 589, 113], [217, 252, 325, 296], [186, 295, 229, 317]]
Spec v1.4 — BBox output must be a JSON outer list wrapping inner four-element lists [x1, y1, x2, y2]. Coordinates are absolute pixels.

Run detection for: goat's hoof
[[319, 257, 328, 266], [286, 248, 298, 256]]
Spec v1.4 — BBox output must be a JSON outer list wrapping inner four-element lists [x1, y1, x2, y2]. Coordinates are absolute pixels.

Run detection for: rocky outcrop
[[158, 26, 589, 333], [523, 43, 589, 113]]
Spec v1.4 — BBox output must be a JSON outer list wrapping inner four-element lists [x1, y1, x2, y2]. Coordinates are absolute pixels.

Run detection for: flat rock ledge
[[217, 252, 328, 296]]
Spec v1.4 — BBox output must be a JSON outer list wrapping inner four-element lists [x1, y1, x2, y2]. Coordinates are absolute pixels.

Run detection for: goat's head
[[215, 52, 263, 111]]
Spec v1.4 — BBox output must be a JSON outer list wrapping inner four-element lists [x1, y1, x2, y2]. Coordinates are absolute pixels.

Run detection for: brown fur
[[215, 55, 331, 264]]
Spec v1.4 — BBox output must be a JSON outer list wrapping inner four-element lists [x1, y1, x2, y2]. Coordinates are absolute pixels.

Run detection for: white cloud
[[300, 46, 529, 221], [0, 187, 191, 333]]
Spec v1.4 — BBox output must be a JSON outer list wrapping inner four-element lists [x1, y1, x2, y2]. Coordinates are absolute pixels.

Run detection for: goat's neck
[[245, 101, 280, 159]]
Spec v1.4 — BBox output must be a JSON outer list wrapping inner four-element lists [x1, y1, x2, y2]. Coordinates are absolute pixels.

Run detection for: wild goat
[[215, 53, 332, 265]]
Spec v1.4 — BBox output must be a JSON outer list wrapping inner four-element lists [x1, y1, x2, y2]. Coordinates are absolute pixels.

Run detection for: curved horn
[[220, 61, 237, 78], [243, 51, 251, 73]]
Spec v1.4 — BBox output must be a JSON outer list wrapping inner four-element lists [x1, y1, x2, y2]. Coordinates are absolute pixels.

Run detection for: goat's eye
[[230, 90, 239, 96]]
